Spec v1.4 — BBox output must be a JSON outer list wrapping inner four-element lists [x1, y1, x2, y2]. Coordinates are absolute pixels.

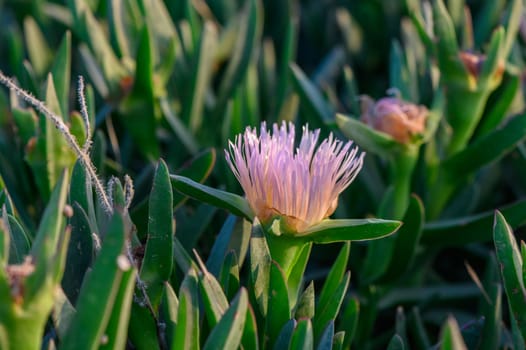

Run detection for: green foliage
[[0, 0, 526, 348]]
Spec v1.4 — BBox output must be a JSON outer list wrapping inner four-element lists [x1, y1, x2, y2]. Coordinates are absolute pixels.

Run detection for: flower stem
[[264, 231, 311, 307], [445, 88, 489, 156]]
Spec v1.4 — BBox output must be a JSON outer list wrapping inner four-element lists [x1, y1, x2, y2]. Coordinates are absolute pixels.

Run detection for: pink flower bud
[[360, 96, 428, 144]]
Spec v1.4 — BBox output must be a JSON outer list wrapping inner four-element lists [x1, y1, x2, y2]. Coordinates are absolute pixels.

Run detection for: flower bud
[[360, 96, 428, 144]]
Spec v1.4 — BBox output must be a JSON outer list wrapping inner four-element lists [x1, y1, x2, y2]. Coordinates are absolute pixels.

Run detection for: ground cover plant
[[0, 0, 526, 349]]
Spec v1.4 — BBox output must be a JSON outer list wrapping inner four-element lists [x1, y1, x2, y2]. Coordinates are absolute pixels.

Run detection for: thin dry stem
[[0, 70, 113, 214]]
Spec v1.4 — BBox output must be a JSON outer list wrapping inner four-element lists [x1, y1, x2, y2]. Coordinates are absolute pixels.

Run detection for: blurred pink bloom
[[361, 96, 428, 144], [225, 122, 364, 234]]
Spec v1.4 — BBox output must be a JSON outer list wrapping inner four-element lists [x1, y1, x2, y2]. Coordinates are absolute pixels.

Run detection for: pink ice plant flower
[[225, 122, 365, 234]]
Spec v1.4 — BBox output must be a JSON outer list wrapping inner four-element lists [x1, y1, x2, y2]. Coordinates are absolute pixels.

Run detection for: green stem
[[264, 232, 310, 307], [445, 88, 489, 156], [386, 147, 419, 220], [362, 147, 418, 283]]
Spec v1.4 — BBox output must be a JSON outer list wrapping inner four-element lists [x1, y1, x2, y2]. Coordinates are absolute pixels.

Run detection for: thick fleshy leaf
[[183, 22, 217, 133], [313, 272, 350, 342], [160, 282, 179, 348], [336, 113, 403, 158], [207, 215, 237, 277], [0, 212, 9, 265], [195, 252, 229, 328], [479, 283, 502, 350], [69, 160, 96, 225], [273, 319, 296, 350], [408, 308, 431, 349], [128, 301, 161, 350], [25, 171, 69, 302], [423, 199, 526, 246], [289, 318, 314, 350], [215, 0, 262, 116], [172, 269, 200, 350], [172, 149, 216, 209], [443, 111, 526, 179], [119, 25, 160, 160], [439, 316, 468, 350], [317, 242, 350, 314], [140, 159, 174, 310], [301, 218, 401, 244], [290, 63, 333, 125], [241, 304, 259, 350], [249, 220, 271, 317], [493, 211, 526, 339], [266, 261, 291, 349], [51, 287, 76, 339], [99, 267, 136, 350], [316, 321, 334, 350], [5, 213, 31, 264], [62, 203, 93, 302], [50, 31, 71, 119], [295, 281, 315, 319], [378, 195, 424, 282], [387, 335, 405, 350], [219, 250, 240, 300], [340, 296, 360, 348], [23, 17, 52, 76], [60, 212, 127, 350], [171, 175, 253, 220], [476, 73, 520, 139], [203, 289, 248, 350]]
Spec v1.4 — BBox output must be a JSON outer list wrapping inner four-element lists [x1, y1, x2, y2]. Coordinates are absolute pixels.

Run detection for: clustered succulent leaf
[[0, 0, 526, 349]]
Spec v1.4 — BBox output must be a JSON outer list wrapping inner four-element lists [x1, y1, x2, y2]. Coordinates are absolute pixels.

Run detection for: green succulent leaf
[[171, 175, 253, 220], [294, 281, 315, 319], [140, 159, 174, 310], [317, 242, 349, 314], [195, 252, 229, 328], [340, 296, 360, 348], [99, 267, 136, 350], [289, 318, 314, 350], [50, 31, 72, 119], [62, 203, 93, 301], [439, 316, 468, 350], [301, 218, 401, 244], [313, 271, 350, 343], [336, 113, 404, 157], [60, 212, 128, 350], [23, 17, 52, 77], [476, 73, 520, 139], [443, 111, 526, 179], [241, 304, 259, 350], [203, 289, 248, 350], [273, 319, 296, 350], [219, 250, 240, 300], [316, 320, 334, 350], [119, 25, 160, 160], [4, 213, 31, 264], [266, 261, 291, 349], [183, 22, 217, 134], [215, 0, 262, 116], [387, 334, 405, 350], [479, 283, 502, 350], [378, 195, 424, 282], [423, 198, 526, 246], [249, 220, 271, 317], [172, 269, 200, 350], [128, 301, 161, 350], [493, 211, 526, 339], [290, 62, 334, 125]]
